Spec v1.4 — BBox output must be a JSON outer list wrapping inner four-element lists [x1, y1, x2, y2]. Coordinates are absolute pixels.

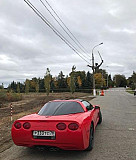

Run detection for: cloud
[[0, 0, 136, 87]]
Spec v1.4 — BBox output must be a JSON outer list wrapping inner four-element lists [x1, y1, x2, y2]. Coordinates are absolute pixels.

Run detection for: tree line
[[6, 66, 136, 95]]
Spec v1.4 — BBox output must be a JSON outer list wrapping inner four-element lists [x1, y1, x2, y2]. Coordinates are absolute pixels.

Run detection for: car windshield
[[38, 101, 84, 116]]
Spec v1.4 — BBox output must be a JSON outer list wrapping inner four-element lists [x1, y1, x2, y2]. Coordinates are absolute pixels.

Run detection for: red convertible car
[[11, 99, 102, 151]]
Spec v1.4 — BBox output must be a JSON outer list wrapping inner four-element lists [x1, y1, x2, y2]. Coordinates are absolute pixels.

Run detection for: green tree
[[80, 71, 86, 88], [17, 82, 20, 93], [127, 71, 136, 89], [70, 66, 76, 94], [58, 71, 67, 88], [131, 71, 136, 84], [35, 79, 39, 93], [113, 74, 127, 87], [29, 77, 37, 92], [39, 78, 44, 92], [52, 77, 58, 89], [94, 73, 106, 89], [0, 83, 4, 90], [108, 74, 114, 88], [72, 71, 86, 89], [8, 81, 17, 92], [25, 79, 30, 94], [77, 76, 82, 87], [44, 68, 51, 96], [85, 71, 93, 88]]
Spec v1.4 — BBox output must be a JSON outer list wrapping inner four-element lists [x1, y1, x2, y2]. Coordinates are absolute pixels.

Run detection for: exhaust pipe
[[49, 147, 59, 152]]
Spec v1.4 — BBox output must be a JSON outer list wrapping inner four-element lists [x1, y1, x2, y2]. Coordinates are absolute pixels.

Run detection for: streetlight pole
[[92, 42, 103, 96]]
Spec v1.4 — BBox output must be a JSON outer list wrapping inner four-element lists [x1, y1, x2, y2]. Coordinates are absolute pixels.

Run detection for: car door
[[82, 100, 98, 126]]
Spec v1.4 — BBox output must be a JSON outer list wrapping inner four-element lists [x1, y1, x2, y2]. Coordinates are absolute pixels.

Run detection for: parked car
[[11, 99, 102, 151]]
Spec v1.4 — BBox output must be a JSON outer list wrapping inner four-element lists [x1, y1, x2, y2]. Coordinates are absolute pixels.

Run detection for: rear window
[[38, 101, 84, 116]]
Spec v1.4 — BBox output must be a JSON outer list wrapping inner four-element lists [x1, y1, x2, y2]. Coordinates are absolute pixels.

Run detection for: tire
[[86, 124, 94, 151], [98, 111, 102, 124]]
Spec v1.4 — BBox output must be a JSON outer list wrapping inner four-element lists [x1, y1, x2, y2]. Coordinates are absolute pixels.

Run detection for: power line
[[42, 0, 92, 59], [24, 0, 91, 65], [44, 0, 91, 58], [24, 0, 90, 64], [39, 0, 90, 60]]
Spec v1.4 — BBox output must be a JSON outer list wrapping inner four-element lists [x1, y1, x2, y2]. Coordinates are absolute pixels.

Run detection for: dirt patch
[[0, 92, 94, 153]]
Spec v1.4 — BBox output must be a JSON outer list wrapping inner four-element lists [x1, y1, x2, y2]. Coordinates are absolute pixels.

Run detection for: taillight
[[68, 123, 79, 130], [14, 122, 21, 129], [56, 123, 66, 130], [23, 122, 31, 129]]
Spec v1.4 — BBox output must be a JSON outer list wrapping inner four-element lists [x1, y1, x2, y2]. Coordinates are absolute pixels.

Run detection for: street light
[[92, 42, 103, 96]]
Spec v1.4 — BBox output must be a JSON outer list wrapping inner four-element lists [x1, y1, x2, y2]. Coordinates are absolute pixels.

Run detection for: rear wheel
[[98, 111, 102, 124], [86, 124, 94, 151]]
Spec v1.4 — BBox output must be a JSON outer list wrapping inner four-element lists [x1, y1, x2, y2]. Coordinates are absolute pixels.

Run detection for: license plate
[[33, 131, 55, 137]]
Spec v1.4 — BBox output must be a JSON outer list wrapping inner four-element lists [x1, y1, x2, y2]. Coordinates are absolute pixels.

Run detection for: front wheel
[[85, 124, 94, 151]]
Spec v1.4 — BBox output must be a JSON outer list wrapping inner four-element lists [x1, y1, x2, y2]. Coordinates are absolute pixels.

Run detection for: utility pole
[[88, 43, 103, 96], [92, 50, 95, 96]]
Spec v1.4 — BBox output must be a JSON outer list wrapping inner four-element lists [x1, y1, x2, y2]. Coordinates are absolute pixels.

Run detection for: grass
[[126, 88, 135, 94]]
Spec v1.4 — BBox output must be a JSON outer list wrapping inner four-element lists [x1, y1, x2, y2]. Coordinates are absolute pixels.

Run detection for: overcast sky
[[0, 0, 136, 87]]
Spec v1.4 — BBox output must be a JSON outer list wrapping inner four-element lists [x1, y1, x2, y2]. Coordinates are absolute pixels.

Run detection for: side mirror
[[86, 105, 91, 110], [94, 105, 100, 110], [86, 105, 93, 111]]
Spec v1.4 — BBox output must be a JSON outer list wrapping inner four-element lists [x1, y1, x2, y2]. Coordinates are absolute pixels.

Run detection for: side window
[[82, 101, 93, 111]]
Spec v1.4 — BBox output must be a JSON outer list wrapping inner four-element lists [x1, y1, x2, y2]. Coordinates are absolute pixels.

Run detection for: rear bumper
[[15, 141, 82, 150], [11, 128, 87, 150]]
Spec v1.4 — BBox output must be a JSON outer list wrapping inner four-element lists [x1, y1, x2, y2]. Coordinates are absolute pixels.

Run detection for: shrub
[[0, 91, 22, 103]]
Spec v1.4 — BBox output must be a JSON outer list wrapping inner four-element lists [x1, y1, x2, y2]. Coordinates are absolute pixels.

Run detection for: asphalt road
[[0, 88, 136, 160]]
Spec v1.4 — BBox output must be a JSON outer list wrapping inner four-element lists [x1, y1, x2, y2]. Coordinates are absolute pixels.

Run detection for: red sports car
[[11, 99, 102, 151]]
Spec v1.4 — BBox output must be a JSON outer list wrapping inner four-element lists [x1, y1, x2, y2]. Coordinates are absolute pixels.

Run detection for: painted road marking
[[128, 128, 135, 131]]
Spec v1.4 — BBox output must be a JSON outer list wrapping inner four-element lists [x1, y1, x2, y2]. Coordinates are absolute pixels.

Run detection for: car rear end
[[11, 115, 86, 150]]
